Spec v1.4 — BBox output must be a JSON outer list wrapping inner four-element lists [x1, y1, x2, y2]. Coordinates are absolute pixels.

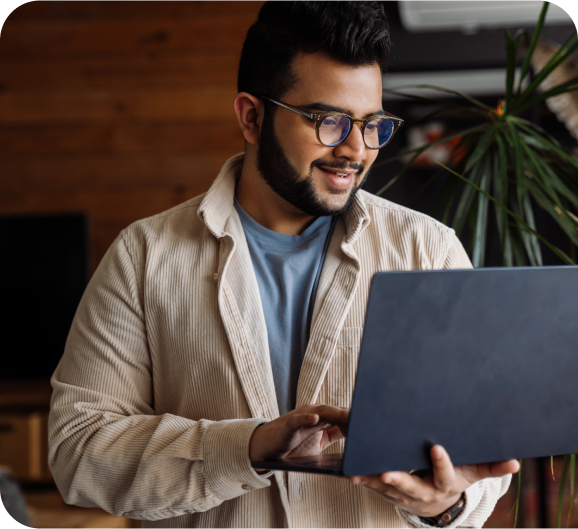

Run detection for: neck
[[235, 150, 317, 236]]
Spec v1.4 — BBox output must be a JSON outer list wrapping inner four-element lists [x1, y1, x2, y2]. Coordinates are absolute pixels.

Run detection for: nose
[[333, 121, 366, 162]]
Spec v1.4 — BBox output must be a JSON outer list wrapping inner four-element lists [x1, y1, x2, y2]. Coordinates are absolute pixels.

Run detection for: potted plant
[[375, 2, 577, 526]]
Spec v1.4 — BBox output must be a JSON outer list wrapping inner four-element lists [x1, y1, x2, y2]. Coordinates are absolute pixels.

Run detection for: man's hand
[[249, 404, 349, 462], [347, 445, 520, 518]]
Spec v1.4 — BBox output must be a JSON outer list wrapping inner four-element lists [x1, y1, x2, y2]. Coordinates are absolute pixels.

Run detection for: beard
[[256, 110, 369, 217]]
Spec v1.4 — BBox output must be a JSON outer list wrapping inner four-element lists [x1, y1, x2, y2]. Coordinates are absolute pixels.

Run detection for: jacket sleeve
[[442, 232, 474, 271], [396, 231, 514, 527], [396, 474, 512, 528], [48, 231, 272, 521]]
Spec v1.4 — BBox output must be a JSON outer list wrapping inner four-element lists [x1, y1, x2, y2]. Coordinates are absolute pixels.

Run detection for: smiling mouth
[[318, 166, 358, 178]]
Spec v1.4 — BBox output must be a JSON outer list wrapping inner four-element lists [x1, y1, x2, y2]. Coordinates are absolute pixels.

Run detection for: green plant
[[377, 2, 578, 268], [375, 2, 578, 526]]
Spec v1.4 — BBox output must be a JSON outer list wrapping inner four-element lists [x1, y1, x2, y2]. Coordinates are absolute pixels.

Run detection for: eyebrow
[[300, 102, 385, 118]]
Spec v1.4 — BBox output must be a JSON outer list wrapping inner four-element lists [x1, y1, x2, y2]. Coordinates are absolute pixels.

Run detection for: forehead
[[285, 52, 383, 115]]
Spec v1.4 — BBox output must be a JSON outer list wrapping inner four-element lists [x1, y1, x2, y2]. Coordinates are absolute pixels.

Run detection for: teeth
[[337, 173, 348, 177]]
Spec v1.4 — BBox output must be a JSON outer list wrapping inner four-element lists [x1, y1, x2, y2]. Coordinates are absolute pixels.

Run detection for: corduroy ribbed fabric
[[48, 153, 511, 528]]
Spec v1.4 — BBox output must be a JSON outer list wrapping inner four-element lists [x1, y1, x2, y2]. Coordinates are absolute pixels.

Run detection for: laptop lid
[[342, 266, 578, 477]]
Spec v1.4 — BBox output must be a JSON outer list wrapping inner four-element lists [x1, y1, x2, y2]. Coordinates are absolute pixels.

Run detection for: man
[[48, 3, 518, 527]]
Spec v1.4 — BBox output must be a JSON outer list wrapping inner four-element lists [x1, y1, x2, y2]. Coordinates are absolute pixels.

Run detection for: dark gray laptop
[[251, 266, 578, 476]]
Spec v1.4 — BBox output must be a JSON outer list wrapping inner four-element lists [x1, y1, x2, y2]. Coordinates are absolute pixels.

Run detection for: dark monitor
[[0, 214, 89, 380]]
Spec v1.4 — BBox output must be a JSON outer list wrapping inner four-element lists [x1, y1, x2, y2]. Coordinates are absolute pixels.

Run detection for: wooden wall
[[0, 1, 263, 270]]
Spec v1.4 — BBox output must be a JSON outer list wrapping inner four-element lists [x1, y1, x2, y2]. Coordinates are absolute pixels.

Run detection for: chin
[[313, 191, 354, 215]]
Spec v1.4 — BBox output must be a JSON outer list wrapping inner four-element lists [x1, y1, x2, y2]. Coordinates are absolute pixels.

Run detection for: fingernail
[[432, 446, 443, 459]]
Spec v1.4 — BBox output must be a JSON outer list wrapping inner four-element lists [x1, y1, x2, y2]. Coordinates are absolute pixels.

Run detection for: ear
[[234, 92, 264, 145]]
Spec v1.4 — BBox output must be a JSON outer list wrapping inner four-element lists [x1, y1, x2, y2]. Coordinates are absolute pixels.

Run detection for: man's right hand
[[249, 404, 349, 463]]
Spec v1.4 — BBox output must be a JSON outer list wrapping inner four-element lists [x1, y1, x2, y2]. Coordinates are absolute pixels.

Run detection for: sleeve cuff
[[203, 418, 273, 501]]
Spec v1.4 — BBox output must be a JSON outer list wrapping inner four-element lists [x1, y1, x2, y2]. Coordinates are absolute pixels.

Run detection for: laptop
[[251, 266, 578, 477]]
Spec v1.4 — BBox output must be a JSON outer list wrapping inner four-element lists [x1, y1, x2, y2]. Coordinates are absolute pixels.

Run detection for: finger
[[504, 459, 521, 474], [308, 404, 350, 429], [355, 475, 414, 505], [323, 425, 346, 445], [284, 413, 318, 434], [431, 445, 455, 493], [381, 471, 427, 500], [475, 459, 521, 480]]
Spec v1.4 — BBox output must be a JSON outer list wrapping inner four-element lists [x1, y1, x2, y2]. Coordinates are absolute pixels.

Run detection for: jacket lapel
[[296, 195, 371, 408], [198, 154, 279, 421]]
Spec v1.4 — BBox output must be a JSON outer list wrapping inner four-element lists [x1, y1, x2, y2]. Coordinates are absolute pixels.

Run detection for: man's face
[[256, 52, 383, 217]]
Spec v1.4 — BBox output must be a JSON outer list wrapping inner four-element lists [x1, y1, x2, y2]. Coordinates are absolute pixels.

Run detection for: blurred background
[[0, 2, 576, 527]]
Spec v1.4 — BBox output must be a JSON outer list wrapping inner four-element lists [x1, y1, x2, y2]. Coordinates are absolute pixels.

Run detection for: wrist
[[433, 493, 463, 520], [419, 493, 465, 527], [248, 422, 267, 462]]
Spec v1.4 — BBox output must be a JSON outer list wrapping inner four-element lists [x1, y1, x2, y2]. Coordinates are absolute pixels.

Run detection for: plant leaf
[[472, 157, 492, 267], [514, 32, 578, 110], [452, 161, 484, 236], [410, 84, 494, 111], [514, 122, 578, 173], [523, 193, 543, 266], [512, 76, 578, 112], [465, 125, 495, 172], [517, 2, 549, 94], [436, 161, 576, 264], [493, 135, 514, 265], [568, 454, 577, 527], [505, 29, 518, 111], [559, 455, 571, 528]]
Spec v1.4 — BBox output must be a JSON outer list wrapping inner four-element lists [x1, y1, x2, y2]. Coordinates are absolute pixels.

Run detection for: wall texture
[[0, 1, 263, 270]]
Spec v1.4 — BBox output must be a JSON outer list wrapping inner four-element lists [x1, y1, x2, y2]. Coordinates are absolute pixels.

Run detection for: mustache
[[311, 158, 365, 174]]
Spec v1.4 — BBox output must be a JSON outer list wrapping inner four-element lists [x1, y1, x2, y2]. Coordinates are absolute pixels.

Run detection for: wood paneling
[[0, 121, 243, 155], [7, 1, 262, 21], [1, 187, 179, 218], [0, 85, 239, 123], [0, 1, 263, 270], [0, 154, 236, 188], [1, 16, 258, 56], [0, 50, 240, 89]]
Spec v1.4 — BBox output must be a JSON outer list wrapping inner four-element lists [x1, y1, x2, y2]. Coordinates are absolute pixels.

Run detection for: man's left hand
[[347, 445, 520, 518]]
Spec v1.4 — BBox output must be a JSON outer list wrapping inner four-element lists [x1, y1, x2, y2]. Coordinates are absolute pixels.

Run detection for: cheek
[[275, 116, 329, 168], [364, 150, 380, 172]]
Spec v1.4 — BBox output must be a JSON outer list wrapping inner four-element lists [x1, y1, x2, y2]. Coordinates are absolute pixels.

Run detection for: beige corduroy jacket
[[49, 154, 511, 528]]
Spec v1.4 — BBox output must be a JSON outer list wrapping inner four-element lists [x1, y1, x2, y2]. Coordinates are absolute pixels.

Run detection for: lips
[[317, 166, 356, 190]]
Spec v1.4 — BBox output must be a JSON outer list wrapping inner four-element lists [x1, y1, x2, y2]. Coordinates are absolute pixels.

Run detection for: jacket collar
[[198, 153, 371, 244], [197, 153, 244, 239]]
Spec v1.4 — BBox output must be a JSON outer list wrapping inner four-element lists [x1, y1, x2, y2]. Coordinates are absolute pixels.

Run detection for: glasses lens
[[364, 118, 395, 148], [318, 115, 351, 146]]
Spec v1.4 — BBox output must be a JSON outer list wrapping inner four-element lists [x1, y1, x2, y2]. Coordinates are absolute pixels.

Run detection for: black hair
[[237, 1, 391, 100]]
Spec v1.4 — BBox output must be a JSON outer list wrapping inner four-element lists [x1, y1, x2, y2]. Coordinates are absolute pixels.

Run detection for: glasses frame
[[256, 95, 404, 149]]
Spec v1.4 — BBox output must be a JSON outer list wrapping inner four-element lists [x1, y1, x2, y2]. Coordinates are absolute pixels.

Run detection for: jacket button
[[241, 484, 253, 491]]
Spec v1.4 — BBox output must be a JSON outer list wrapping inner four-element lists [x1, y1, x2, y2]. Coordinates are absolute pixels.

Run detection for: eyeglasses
[[256, 95, 403, 149]]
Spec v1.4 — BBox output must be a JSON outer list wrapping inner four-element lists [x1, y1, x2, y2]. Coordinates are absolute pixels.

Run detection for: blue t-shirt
[[234, 199, 335, 415]]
